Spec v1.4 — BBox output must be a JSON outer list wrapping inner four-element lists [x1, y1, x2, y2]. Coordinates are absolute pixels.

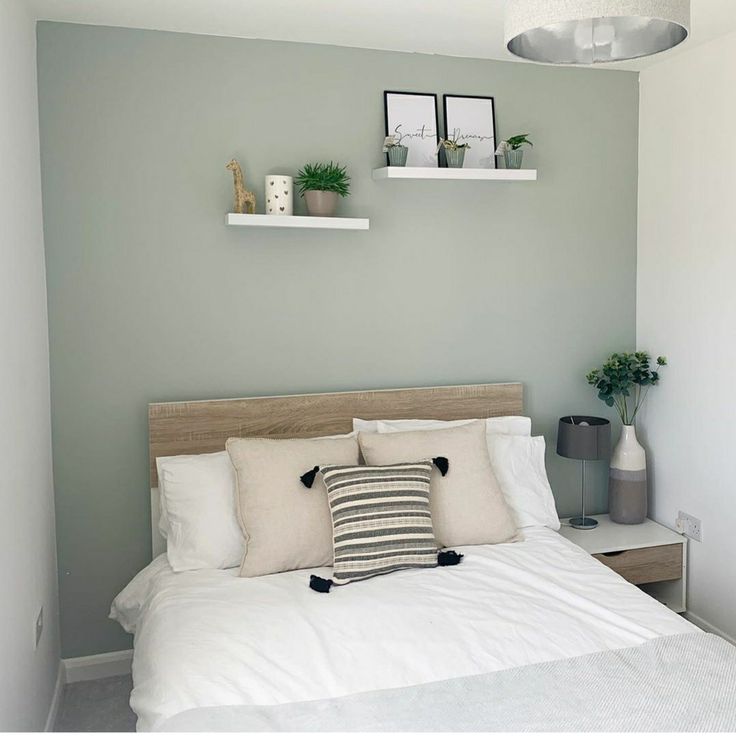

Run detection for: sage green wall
[[37, 22, 638, 658]]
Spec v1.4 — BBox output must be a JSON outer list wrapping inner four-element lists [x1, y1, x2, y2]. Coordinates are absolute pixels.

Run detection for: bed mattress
[[111, 526, 695, 731]]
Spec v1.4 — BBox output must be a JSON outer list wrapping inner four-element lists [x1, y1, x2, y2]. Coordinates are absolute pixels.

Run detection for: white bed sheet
[[111, 527, 695, 731]]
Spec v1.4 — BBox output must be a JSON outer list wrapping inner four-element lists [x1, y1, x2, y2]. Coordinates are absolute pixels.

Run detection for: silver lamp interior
[[505, 1, 690, 65]]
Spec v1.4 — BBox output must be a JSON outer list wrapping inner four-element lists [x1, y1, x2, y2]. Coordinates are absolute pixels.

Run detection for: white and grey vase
[[265, 175, 293, 216], [609, 425, 647, 524]]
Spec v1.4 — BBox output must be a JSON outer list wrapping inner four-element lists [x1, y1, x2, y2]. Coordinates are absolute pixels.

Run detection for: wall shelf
[[227, 213, 369, 230], [372, 167, 537, 181]]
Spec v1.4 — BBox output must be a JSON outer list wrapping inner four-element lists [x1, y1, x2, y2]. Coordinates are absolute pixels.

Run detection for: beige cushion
[[226, 435, 360, 577], [358, 421, 519, 547]]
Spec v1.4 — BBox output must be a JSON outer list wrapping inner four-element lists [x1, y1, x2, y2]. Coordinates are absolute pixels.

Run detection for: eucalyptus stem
[[630, 386, 650, 425], [614, 395, 628, 424]]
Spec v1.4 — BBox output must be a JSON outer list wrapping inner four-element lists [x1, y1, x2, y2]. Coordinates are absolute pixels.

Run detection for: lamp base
[[569, 516, 598, 530]]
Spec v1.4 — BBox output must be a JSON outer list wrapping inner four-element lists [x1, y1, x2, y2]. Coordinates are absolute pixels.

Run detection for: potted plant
[[495, 134, 533, 169], [586, 351, 667, 525], [295, 162, 350, 217], [437, 136, 470, 168], [383, 134, 408, 167]]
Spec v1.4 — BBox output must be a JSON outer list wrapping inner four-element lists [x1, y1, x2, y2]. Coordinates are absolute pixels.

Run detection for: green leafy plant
[[295, 162, 350, 197], [495, 134, 533, 154], [586, 351, 667, 426]]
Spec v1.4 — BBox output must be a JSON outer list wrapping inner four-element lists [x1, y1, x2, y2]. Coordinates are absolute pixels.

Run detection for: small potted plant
[[437, 136, 470, 168], [383, 133, 408, 167], [295, 162, 350, 217], [495, 134, 533, 169]]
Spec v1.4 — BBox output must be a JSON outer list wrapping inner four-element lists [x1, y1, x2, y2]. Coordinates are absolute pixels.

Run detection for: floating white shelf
[[226, 213, 369, 230], [372, 167, 537, 181]]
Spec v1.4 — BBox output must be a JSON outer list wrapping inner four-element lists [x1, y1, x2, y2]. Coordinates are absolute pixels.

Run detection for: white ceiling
[[29, 0, 736, 71]]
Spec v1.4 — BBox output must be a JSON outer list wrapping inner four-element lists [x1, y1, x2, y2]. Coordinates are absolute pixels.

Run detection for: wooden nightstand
[[559, 514, 687, 613]]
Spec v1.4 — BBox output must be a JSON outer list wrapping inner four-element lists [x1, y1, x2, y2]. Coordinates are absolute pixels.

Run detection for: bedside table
[[559, 514, 687, 613]]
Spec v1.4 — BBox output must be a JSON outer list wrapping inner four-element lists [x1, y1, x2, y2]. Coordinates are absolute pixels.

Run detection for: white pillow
[[373, 416, 531, 456], [352, 418, 380, 433], [487, 435, 560, 530], [156, 451, 244, 571], [353, 416, 532, 438], [156, 456, 170, 539]]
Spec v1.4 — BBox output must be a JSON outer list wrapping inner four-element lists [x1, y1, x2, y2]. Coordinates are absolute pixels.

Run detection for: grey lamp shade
[[505, 0, 690, 65], [557, 416, 611, 461]]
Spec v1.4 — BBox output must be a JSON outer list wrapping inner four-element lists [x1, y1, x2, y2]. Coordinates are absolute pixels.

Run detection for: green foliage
[[586, 352, 667, 425], [295, 162, 350, 197], [506, 134, 533, 150]]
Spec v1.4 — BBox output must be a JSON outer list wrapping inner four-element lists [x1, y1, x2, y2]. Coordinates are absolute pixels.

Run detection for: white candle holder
[[265, 175, 293, 216]]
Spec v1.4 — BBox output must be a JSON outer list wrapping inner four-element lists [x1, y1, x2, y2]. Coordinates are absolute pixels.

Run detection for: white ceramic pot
[[609, 424, 647, 524], [265, 175, 293, 216]]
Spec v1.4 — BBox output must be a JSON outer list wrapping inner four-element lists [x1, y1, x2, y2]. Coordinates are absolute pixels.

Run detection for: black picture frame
[[384, 90, 440, 168], [442, 94, 497, 169]]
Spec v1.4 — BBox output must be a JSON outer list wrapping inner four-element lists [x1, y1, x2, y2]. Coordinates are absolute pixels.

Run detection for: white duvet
[[111, 527, 695, 731]]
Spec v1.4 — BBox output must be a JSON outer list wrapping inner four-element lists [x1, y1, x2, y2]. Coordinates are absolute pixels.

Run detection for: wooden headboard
[[148, 382, 523, 487], [148, 382, 522, 556]]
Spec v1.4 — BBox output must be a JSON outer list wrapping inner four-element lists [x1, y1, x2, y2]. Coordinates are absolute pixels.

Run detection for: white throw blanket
[[159, 633, 736, 732]]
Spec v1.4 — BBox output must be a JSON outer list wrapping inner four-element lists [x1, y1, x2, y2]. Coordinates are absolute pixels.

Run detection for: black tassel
[[438, 550, 463, 566], [300, 466, 320, 488], [432, 456, 449, 476], [309, 575, 333, 593]]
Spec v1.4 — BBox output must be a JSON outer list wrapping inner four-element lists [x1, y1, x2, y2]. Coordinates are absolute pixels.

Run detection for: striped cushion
[[320, 461, 439, 585]]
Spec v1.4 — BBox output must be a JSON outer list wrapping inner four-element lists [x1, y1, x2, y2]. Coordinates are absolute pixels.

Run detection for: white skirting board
[[43, 650, 134, 730], [44, 661, 64, 732], [684, 611, 736, 647], [63, 649, 133, 683]]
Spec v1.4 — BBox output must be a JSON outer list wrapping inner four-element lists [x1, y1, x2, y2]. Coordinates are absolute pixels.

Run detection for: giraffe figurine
[[226, 159, 256, 214]]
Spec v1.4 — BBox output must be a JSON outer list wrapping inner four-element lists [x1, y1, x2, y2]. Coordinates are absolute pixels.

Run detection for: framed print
[[442, 95, 497, 169], [384, 91, 439, 167]]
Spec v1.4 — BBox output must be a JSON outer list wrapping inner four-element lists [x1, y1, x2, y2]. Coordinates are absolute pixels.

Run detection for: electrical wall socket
[[34, 606, 43, 650], [677, 511, 702, 542]]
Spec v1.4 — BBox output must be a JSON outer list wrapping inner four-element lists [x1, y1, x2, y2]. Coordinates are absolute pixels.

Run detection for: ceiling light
[[505, 0, 690, 64]]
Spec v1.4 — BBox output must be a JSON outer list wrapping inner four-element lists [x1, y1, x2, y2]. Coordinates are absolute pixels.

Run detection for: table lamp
[[557, 416, 611, 530]]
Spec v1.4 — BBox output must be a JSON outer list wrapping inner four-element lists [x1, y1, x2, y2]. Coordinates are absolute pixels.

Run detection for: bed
[[111, 383, 736, 731]]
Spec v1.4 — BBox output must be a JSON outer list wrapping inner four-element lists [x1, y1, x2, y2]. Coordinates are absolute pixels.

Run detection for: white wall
[[638, 31, 736, 641], [0, 0, 60, 729]]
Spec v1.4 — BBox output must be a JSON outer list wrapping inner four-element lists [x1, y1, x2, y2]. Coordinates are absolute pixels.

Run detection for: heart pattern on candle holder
[[265, 175, 293, 217]]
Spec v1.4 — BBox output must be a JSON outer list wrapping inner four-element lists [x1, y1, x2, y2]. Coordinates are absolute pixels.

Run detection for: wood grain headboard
[[148, 382, 523, 487], [148, 382, 522, 557]]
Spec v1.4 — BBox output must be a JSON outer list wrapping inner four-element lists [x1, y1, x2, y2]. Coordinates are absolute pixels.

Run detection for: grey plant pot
[[444, 148, 466, 168], [303, 190, 338, 217], [504, 148, 524, 169], [387, 145, 409, 166]]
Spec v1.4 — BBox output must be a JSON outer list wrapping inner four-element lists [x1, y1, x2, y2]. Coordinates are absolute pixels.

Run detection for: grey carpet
[[54, 674, 136, 732]]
